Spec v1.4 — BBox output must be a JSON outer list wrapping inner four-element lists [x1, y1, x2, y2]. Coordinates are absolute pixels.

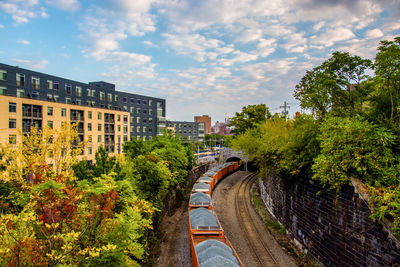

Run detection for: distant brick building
[[211, 119, 232, 136], [194, 115, 211, 134]]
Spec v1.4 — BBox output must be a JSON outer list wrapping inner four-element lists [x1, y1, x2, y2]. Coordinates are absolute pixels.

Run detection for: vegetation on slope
[[231, 37, 400, 234]]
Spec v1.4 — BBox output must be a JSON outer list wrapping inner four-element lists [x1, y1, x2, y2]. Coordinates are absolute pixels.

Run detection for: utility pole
[[280, 101, 290, 118]]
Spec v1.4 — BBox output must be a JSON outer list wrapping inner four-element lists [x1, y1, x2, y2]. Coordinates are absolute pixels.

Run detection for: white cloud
[[312, 27, 356, 47], [143, 40, 158, 48], [365, 28, 384, 39], [313, 21, 325, 31], [13, 59, 48, 70], [17, 39, 30, 45], [0, 24, 3, 29], [0, 0, 47, 23], [46, 0, 79, 11]]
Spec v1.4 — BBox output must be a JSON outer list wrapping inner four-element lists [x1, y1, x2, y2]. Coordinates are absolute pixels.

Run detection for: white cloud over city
[[0, 0, 399, 121]]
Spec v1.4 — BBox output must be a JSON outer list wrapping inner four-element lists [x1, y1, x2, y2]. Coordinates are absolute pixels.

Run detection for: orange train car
[[188, 207, 224, 237], [192, 182, 212, 195], [188, 162, 242, 267], [197, 175, 215, 191], [189, 235, 244, 267], [189, 192, 212, 209]]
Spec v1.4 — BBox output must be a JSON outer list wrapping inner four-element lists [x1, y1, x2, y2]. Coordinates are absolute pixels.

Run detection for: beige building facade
[[0, 95, 130, 162]]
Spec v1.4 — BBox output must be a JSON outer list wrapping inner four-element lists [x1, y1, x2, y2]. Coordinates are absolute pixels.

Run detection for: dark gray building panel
[[0, 63, 166, 139]]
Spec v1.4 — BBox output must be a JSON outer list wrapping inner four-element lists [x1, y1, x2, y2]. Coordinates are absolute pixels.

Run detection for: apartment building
[[166, 120, 205, 142], [0, 63, 167, 161], [194, 115, 211, 134]]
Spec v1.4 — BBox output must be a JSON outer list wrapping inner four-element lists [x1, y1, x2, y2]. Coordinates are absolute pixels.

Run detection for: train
[[188, 161, 244, 267]]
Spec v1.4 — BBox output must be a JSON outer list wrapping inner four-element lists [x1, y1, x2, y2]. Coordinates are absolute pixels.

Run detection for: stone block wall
[[259, 174, 400, 266]]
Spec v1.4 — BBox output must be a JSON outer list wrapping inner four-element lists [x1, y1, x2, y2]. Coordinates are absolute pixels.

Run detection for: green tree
[[229, 104, 270, 135], [294, 52, 372, 118], [374, 37, 400, 123]]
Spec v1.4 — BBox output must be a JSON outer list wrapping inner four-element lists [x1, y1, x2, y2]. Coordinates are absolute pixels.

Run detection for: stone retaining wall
[[259, 174, 400, 266]]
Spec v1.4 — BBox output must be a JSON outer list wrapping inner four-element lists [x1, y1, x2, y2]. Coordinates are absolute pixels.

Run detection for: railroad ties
[[235, 173, 279, 267]]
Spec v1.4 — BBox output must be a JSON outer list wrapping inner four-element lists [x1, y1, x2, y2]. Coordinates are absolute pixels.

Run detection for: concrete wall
[[259, 174, 400, 266]]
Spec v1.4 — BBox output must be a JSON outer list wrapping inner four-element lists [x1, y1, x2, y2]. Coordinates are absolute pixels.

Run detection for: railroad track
[[235, 173, 279, 267]]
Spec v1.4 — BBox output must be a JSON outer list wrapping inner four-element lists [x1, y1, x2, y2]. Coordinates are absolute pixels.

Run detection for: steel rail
[[235, 173, 279, 267]]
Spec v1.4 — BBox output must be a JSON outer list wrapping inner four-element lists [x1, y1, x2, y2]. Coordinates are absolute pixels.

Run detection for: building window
[[91, 89, 95, 97], [47, 107, 53, 116], [137, 108, 140, 114], [108, 93, 112, 102], [149, 100, 152, 106], [98, 112, 101, 120], [65, 97, 71, 104], [117, 115, 121, 121], [76, 86, 82, 97], [123, 106, 127, 111], [123, 116, 128, 123], [149, 127, 153, 133], [47, 80, 53, 89], [9, 135, 16, 144], [31, 76, 40, 89], [118, 125, 121, 132], [100, 92, 105, 101], [149, 109, 152, 115], [9, 119, 16, 129], [137, 117, 140, 123], [123, 97, 127, 103], [87, 88, 91, 96], [65, 84, 72, 95], [136, 126, 140, 133], [115, 95, 118, 102], [143, 126, 146, 133], [143, 109, 147, 114], [88, 135, 92, 143], [0, 70, 7, 81], [130, 117, 134, 123], [88, 147, 92, 155], [61, 108, 66, 117], [9, 102, 16, 113], [130, 126, 134, 132], [149, 117, 153, 123], [0, 86, 6, 95], [16, 73, 25, 86], [98, 135, 102, 142], [98, 124, 102, 131], [143, 100, 147, 105], [17, 89, 24, 98], [47, 121, 53, 129], [54, 81, 59, 90], [88, 123, 92, 131], [87, 100, 95, 107], [88, 111, 92, 119]]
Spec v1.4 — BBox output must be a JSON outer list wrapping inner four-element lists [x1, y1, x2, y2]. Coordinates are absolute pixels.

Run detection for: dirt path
[[153, 202, 191, 267]]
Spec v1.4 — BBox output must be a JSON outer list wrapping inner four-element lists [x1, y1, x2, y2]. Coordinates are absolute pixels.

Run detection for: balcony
[[23, 126, 42, 133], [22, 111, 42, 118], [105, 118, 115, 123], [71, 116, 84, 121], [105, 128, 115, 134]]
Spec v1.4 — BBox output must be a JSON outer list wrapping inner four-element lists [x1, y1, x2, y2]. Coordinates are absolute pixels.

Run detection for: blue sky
[[0, 0, 399, 124]]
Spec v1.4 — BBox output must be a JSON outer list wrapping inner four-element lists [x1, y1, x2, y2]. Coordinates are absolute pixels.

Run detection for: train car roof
[[193, 182, 211, 191], [190, 207, 219, 229], [190, 192, 211, 205], [195, 239, 240, 267], [205, 170, 216, 176], [198, 176, 213, 182]]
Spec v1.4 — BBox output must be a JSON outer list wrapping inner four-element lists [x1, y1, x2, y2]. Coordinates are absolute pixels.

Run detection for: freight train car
[[188, 161, 242, 267]]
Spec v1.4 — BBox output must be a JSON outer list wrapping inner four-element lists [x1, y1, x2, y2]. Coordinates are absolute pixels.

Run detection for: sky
[[0, 0, 399, 124]]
